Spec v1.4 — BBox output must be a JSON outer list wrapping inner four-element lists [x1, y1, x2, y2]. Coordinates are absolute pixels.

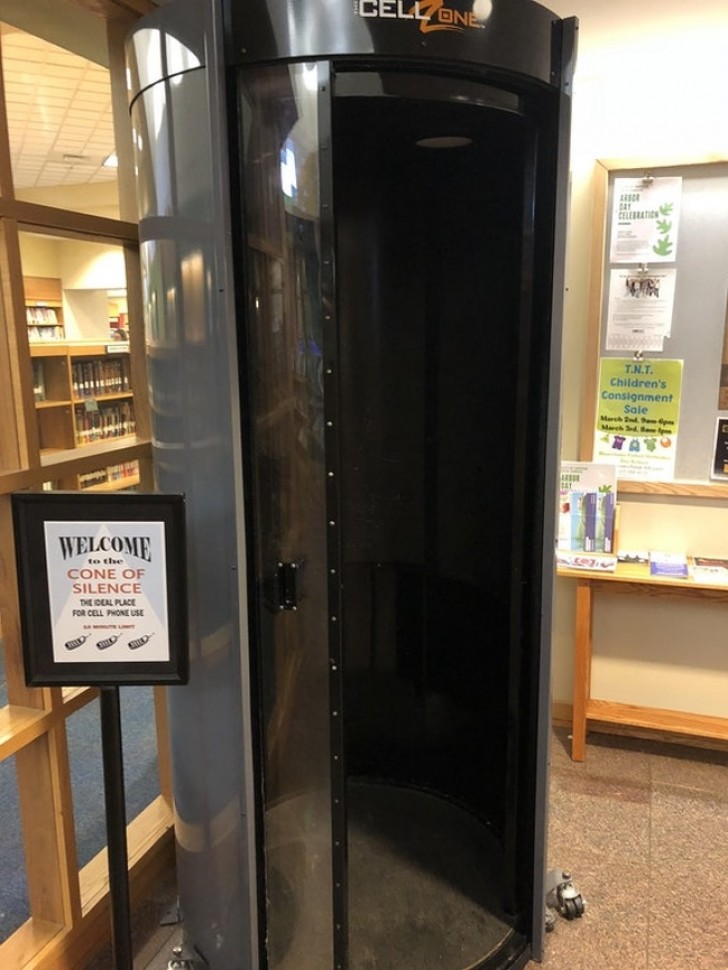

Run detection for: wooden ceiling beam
[[67, 0, 157, 22]]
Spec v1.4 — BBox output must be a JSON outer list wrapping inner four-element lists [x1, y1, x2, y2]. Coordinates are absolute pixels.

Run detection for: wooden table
[[557, 561, 728, 760]]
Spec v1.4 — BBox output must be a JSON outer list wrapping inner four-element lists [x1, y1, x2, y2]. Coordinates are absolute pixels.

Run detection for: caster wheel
[[561, 894, 585, 919]]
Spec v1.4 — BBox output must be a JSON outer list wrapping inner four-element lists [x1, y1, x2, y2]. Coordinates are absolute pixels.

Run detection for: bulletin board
[[583, 160, 728, 489]]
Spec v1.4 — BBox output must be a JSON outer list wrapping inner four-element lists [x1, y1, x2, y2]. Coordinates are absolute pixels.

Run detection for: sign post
[[12, 492, 188, 970], [100, 685, 134, 969]]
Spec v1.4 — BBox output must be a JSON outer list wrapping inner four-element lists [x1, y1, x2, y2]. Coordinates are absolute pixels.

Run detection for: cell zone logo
[[354, 0, 491, 34]]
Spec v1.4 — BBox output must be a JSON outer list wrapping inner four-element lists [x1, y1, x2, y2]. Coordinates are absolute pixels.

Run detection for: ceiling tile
[[1, 22, 117, 191]]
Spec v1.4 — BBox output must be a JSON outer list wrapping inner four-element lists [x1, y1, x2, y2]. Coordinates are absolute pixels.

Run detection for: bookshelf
[[30, 342, 136, 456], [24, 275, 66, 341], [77, 461, 140, 490]]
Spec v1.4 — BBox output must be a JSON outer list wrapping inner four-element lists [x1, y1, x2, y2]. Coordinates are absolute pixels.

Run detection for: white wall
[[16, 181, 120, 221], [18, 233, 61, 278], [19, 234, 126, 339], [59, 240, 125, 290], [547, 0, 728, 709], [63, 290, 112, 340]]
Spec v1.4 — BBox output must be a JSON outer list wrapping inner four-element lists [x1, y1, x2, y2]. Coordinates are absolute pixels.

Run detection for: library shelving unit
[[25, 274, 144, 492], [31, 342, 135, 447], [24, 274, 65, 341]]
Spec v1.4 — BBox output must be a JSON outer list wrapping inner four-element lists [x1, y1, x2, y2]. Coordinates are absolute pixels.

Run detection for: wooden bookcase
[[31, 342, 136, 454], [24, 275, 65, 341], [26, 272, 143, 494]]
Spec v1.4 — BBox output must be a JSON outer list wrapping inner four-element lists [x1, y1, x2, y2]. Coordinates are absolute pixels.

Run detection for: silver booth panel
[[126, 2, 575, 968]]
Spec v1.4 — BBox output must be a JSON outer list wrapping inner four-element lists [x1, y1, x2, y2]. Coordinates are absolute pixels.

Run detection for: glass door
[[238, 61, 335, 970]]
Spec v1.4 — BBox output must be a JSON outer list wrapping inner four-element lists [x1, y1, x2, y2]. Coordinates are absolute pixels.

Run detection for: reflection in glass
[[131, 85, 174, 219], [131, 68, 212, 223], [239, 62, 332, 970], [127, 27, 202, 101]]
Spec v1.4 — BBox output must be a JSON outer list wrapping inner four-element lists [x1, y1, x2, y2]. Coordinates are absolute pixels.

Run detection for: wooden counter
[[557, 560, 728, 760]]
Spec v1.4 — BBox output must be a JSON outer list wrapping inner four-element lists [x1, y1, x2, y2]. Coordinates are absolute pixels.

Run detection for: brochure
[[556, 552, 618, 572], [689, 556, 728, 584], [558, 462, 617, 553], [649, 551, 688, 578], [617, 550, 649, 564]]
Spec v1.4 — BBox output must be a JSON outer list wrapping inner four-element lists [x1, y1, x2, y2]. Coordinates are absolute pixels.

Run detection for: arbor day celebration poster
[[609, 177, 682, 263]]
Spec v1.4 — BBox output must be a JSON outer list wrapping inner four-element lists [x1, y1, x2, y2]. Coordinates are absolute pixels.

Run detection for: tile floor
[[531, 729, 728, 970], [93, 728, 728, 970]]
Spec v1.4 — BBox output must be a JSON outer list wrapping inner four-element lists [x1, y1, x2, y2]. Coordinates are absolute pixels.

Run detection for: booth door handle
[[277, 561, 298, 611]]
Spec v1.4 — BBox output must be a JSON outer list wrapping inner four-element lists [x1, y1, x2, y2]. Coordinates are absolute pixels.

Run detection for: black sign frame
[[12, 491, 188, 687], [712, 417, 728, 481]]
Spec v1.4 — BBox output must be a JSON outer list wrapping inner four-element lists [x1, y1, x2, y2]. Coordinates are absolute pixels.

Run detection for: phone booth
[[126, 1, 576, 968]]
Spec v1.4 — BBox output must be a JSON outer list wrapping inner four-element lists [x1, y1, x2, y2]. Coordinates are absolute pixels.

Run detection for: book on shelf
[[74, 400, 136, 444], [26, 305, 65, 340], [649, 551, 689, 578], [78, 461, 139, 489], [28, 324, 66, 341], [78, 468, 109, 488], [71, 358, 130, 397]]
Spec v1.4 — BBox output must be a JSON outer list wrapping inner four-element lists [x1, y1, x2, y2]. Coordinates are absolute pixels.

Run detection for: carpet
[[0, 642, 161, 942]]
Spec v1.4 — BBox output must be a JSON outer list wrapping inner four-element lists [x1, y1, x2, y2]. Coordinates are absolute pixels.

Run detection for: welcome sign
[[13, 492, 187, 686], [44, 520, 170, 666]]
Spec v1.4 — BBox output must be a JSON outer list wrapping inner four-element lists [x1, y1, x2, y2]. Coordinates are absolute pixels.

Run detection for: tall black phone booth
[[126, 2, 576, 968]]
